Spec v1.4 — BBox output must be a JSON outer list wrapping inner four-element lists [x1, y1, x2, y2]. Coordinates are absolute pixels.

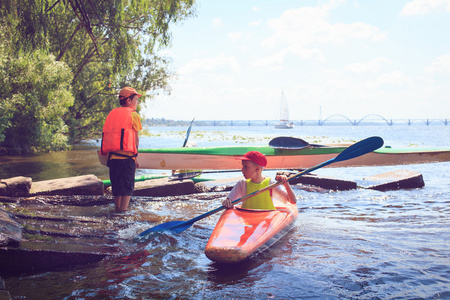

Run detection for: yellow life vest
[[241, 177, 275, 210]]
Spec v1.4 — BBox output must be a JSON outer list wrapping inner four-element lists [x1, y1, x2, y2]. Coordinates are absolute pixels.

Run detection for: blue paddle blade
[[334, 136, 384, 163], [169, 222, 194, 234], [137, 220, 193, 241]]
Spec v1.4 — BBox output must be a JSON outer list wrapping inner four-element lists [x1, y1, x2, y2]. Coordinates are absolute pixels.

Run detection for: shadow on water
[[205, 230, 295, 284], [207, 255, 272, 284]]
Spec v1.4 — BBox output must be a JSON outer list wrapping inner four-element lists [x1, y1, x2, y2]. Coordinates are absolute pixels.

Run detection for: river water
[[2, 125, 450, 299]]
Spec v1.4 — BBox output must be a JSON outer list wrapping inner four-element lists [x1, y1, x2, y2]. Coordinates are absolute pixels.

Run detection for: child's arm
[[132, 112, 141, 168], [275, 174, 297, 204], [135, 130, 140, 168], [222, 179, 246, 208]]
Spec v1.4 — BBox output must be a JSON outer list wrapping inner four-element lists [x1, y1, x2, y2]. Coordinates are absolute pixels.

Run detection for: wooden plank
[[360, 169, 424, 191]]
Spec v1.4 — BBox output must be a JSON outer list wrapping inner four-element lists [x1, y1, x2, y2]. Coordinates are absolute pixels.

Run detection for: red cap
[[119, 87, 142, 100], [236, 151, 267, 167]]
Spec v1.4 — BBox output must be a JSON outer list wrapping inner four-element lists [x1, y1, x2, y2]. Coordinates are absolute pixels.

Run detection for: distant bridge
[[197, 115, 449, 126]]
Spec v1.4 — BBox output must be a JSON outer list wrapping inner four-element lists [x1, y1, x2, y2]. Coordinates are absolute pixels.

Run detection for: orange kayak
[[205, 201, 298, 263]]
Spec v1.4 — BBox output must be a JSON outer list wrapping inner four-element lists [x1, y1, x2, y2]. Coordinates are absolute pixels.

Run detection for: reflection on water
[[0, 142, 109, 181]]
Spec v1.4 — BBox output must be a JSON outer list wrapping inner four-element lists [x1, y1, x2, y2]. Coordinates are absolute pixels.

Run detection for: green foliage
[[0, 0, 197, 151], [0, 45, 74, 153]]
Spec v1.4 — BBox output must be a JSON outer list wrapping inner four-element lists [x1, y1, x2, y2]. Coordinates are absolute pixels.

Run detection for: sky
[[142, 0, 450, 122]]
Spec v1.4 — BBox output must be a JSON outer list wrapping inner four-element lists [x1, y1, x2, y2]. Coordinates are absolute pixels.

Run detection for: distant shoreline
[[144, 118, 450, 127]]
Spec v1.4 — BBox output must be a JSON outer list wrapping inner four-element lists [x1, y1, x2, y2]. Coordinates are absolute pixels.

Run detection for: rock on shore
[[0, 208, 22, 247]]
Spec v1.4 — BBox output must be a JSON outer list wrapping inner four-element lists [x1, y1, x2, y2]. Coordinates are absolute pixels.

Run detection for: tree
[[0, 0, 196, 149], [0, 45, 74, 153]]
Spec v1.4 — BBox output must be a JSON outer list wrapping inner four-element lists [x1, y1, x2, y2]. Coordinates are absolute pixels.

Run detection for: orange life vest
[[101, 107, 137, 155]]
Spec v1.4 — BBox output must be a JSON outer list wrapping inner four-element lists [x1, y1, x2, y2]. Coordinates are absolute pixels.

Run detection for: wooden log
[[29, 175, 104, 196], [360, 169, 425, 191]]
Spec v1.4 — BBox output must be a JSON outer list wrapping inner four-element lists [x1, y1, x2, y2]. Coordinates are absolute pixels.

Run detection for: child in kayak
[[222, 151, 297, 210]]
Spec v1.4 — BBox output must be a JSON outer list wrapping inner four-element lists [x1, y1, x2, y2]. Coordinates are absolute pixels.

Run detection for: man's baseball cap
[[236, 151, 267, 167]]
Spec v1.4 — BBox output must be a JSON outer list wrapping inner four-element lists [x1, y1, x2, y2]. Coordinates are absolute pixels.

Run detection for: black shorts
[[108, 158, 136, 196]]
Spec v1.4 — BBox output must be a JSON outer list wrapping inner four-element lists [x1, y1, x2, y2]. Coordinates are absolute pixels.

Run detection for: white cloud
[[376, 71, 413, 87], [263, 4, 385, 48], [249, 20, 262, 27], [263, 6, 329, 48], [212, 74, 236, 85], [179, 54, 241, 74], [252, 46, 325, 68], [212, 18, 223, 28], [345, 57, 392, 74], [425, 54, 450, 73], [328, 22, 386, 43], [228, 32, 243, 41], [256, 2, 385, 69], [401, 0, 450, 15]]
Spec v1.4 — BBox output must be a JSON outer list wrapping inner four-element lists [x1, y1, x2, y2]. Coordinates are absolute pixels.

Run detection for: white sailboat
[[274, 91, 294, 129]]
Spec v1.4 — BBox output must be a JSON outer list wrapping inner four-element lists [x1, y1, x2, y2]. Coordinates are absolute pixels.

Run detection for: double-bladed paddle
[[136, 136, 384, 241]]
